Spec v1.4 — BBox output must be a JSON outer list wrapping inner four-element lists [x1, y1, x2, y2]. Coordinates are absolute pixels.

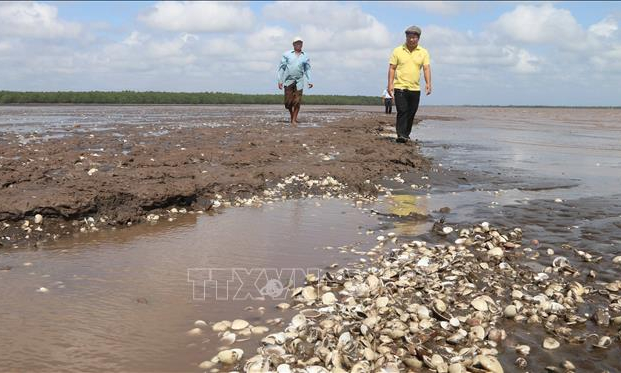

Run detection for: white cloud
[[589, 17, 618, 38], [264, 1, 392, 51], [0, 40, 12, 52], [245, 26, 287, 49], [423, 25, 542, 74], [492, 4, 583, 47], [0, 2, 81, 39], [391, 1, 475, 16], [139, 1, 255, 33], [591, 46, 621, 72], [505, 47, 541, 74]]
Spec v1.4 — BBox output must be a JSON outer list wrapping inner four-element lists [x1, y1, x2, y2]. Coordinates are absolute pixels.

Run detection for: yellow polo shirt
[[389, 44, 430, 91]]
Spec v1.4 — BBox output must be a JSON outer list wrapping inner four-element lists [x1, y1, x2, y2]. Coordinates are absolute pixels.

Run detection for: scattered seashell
[[321, 292, 337, 305], [515, 345, 530, 356], [562, 360, 576, 370], [231, 319, 249, 331], [515, 357, 527, 368], [250, 326, 269, 335], [448, 363, 467, 373], [376, 296, 389, 308], [471, 297, 489, 311], [488, 247, 504, 257], [217, 349, 243, 365], [276, 303, 290, 310], [198, 361, 215, 369], [301, 286, 317, 301], [186, 328, 202, 336], [220, 331, 236, 345], [194, 320, 207, 327], [504, 305, 517, 318], [543, 337, 560, 349], [212, 320, 231, 332], [291, 314, 307, 328], [471, 355, 503, 373], [593, 336, 612, 349]]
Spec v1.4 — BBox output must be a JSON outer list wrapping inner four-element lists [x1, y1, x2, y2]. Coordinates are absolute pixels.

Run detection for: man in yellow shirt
[[387, 25, 432, 143]]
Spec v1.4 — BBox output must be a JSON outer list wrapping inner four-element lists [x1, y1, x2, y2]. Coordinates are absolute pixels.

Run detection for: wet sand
[[1, 106, 621, 372]]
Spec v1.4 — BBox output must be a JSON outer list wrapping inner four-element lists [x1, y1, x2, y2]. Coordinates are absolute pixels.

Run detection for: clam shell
[[302, 286, 317, 301], [251, 326, 269, 335], [594, 336, 612, 349], [471, 355, 503, 373], [515, 345, 530, 356], [543, 337, 560, 349], [434, 299, 447, 313], [471, 297, 489, 311], [291, 314, 307, 328], [186, 328, 202, 336], [321, 292, 337, 305], [212, 320, 231, 332], [198, 361, 215, 369], [504, 305, 517, 318], [231, 319, 250, 331], [449, 363, 467, 373], [217, 348, 243, 365], [220, 331, 236, 345], [276, 303, 291, 310], [376, 296, 390, 308]]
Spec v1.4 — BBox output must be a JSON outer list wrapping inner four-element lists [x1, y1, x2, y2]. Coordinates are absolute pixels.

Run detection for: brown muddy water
[[1, 106, 621, 372]]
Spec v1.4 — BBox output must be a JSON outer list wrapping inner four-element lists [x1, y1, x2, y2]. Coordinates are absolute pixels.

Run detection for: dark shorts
[[284, 83, 303, 109]]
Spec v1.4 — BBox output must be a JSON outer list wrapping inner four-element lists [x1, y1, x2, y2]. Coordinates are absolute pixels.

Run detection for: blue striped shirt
[[277, 50, 311, 91]]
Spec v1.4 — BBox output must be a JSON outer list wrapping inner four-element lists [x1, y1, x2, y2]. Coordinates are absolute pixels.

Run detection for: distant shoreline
[[0, 91, 618, 108], [0, 91, 379, 106]]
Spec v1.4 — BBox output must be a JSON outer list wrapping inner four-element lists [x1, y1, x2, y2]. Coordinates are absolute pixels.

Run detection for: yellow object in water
[[388, 194, 423, 217]]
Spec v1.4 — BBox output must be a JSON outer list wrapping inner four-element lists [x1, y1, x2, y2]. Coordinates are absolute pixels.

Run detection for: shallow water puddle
[[0, 198, 401, 372]]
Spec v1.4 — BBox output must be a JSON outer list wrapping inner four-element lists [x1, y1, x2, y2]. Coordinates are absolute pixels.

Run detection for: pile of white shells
[[198, 222, 621, 372]]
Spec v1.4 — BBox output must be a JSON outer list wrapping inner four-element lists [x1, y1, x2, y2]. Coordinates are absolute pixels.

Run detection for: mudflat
[[0, 106, 455, 246]]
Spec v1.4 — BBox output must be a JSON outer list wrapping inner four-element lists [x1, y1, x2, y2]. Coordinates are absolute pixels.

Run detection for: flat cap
[[405, 25, 422, 35]]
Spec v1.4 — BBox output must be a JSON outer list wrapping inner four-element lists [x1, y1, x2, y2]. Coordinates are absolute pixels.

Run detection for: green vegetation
[[0, 91, 381, 105]]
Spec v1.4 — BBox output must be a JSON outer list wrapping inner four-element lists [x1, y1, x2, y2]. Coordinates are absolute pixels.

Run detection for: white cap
[[292, 36, 303, 43]]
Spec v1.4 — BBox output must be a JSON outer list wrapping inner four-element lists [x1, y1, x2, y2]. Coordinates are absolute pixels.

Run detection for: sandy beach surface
[[1, 105, 620, 372]]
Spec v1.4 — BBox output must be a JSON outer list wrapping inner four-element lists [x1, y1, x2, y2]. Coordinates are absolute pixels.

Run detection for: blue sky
[[1, 1, 620, 105]]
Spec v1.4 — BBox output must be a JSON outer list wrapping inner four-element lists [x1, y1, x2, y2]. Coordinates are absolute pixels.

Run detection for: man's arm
[[387, 64, 397, 98], [304, 58, 313, 89], [423, 64, 432, 95], [277, 54, 287, 90]]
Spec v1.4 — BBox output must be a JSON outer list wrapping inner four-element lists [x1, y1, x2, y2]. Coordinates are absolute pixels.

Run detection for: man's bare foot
[[291, 120, 298, 126]]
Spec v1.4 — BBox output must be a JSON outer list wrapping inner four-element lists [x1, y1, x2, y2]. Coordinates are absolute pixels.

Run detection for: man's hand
[[278, 83, 283, 90], [425, 84, 432, 96], [308, 83, 314, 89], [387, 85, 394, 98]]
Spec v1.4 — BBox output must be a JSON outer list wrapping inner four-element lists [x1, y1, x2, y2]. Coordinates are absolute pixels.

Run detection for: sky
[[0, 1, 620, 106]]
